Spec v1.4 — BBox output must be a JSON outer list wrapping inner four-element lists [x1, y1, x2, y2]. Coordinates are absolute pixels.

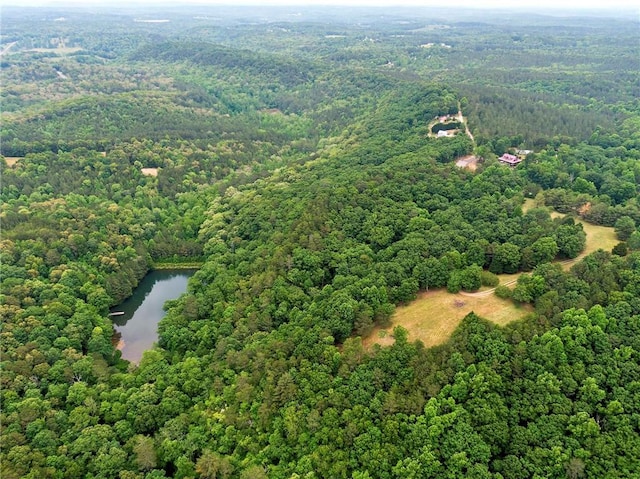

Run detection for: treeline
[[130, 42, 317, 88], [0, 146, 207, 306], [0, 91, 316, 157], [462, 85, 617, 148], [507, 249, 640, 315], [1, 46, 399, 157]]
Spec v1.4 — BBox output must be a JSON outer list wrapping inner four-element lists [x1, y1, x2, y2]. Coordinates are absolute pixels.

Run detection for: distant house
[[499, 153, 522, 166], [515, 149, 533, 159], [516, 149, 532, 156]]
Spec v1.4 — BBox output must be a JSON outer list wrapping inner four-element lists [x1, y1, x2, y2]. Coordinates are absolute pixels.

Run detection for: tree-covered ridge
[[2, 42, 397, 156], [1, 6, 640, 479], [130, 42, 317, 88], [3, 5, 637, 152]]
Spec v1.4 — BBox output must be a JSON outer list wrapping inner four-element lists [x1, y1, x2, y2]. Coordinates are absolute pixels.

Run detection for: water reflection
[[111, 270, 195, 363]]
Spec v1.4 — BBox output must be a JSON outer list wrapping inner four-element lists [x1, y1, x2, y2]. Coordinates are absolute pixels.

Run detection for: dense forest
[[1, 5, 639, 479]]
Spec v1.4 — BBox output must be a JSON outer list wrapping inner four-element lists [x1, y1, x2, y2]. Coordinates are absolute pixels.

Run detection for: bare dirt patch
[[578, 202, 591, 216], [4, 157, 22, 167], [455, 155, 480, 171], [141, 168, 159, 177]]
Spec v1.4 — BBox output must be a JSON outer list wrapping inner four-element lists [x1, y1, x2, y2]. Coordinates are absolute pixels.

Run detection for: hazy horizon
[[3, 0, 639, 10]]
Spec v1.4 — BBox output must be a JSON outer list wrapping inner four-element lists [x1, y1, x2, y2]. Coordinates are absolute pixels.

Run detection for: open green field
[[363, 289, 532, 349]]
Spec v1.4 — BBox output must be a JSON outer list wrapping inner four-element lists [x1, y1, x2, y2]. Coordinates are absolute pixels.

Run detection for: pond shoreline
[[152, 262, 203, 270], [110, 269, 196, 363]]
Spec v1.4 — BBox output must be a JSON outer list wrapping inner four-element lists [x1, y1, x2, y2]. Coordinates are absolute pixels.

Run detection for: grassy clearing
[[363, 289, 532, 349], [362, 198, 617, 350], [524, 198, 617, 261], [575, 220, 618, 257], [28, 47, 83, 54], [3, 157, 22, 167], [521, 198, 538, 212], [548, 209, 617, 268], [495, 272, 521, 285]]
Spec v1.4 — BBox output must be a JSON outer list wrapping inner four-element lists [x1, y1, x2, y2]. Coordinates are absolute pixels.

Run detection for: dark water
[[111, 269, 195, 363]]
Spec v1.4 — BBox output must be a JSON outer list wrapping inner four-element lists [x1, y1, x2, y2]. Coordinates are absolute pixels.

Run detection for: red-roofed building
[[499, 153, 522, 166]]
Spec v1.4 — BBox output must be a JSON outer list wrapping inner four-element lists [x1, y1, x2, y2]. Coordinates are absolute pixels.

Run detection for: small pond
[[111, 269, 196, 363]]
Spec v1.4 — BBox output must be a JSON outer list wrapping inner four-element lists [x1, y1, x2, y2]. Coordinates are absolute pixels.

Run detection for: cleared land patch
[[580, 221, 618, 256], [363, 289, 532, 349], [28, 47, 83, 54], [521, 198, 538, 213], [4, 157, 22, 167], [364, 199, 617, 349], [455, 154, 480, 171], [523, 198, 618, 264], [548, 211, 618, 260]]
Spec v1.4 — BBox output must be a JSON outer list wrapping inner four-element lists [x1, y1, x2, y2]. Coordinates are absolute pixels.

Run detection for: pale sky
[[6, 0, 640, 9]]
